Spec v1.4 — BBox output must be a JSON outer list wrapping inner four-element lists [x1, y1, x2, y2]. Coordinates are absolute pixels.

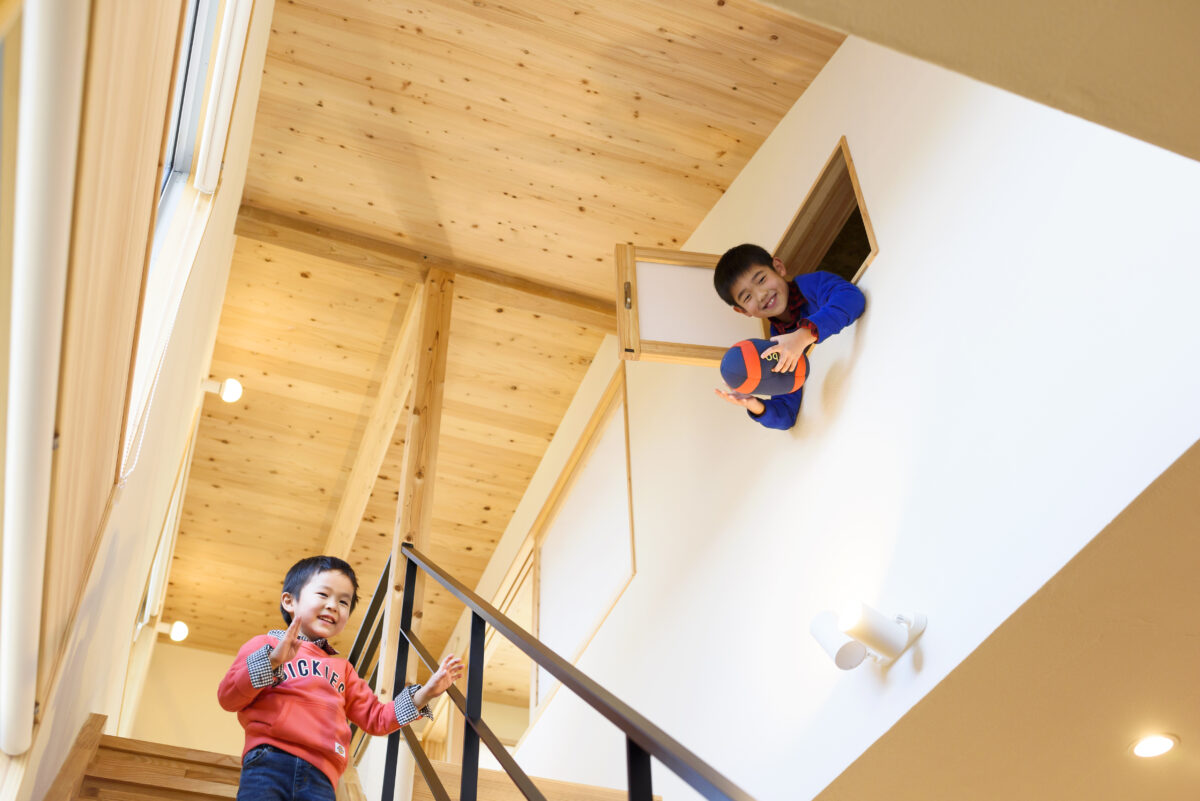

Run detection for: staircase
[[62, 727, 635, 801], [76, 735, 239, 799]]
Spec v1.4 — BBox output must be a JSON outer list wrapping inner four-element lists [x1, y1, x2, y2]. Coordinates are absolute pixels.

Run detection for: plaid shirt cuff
[[394, 684, 435, 726], [247, 644, 285, 688]]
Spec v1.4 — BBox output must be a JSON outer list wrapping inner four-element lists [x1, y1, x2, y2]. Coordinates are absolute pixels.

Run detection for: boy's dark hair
[[280, 555, 359, 624], [714, 243, 774, 307]]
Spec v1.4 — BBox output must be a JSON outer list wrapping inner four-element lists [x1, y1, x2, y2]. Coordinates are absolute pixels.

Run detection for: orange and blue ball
[[720, 338, 809, 396]]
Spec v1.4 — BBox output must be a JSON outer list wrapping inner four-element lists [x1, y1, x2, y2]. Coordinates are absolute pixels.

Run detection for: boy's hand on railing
[[713, 388, 766, 416], [270, 614, 303, 669], [762, 328, 816, 373], [413, 655, 465, 707]]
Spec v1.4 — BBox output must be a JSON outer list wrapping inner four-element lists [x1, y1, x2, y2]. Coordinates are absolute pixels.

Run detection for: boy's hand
[[714, 388, 765, 416], [270, 614, 303, 669], [412, 655, 465, 707], [762, 329, 816, 373]]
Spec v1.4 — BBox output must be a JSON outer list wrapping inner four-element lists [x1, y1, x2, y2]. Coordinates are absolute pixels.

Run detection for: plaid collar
[[268, 629, 338, 655], [769, 279, 808, 333]]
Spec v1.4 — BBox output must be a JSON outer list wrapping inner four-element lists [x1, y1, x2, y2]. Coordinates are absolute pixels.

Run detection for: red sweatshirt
[[218, 632, 426, 788]]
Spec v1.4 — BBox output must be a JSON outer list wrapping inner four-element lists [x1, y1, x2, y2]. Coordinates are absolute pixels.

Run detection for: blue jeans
[[237, 744, 335, 801]]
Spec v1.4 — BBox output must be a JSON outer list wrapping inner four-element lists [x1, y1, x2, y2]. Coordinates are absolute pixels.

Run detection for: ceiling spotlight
[[1133, 734, 1177, 758], [811, 602, 926, 670], [202, 377, 243, 403], [155, 620, 190, 642]]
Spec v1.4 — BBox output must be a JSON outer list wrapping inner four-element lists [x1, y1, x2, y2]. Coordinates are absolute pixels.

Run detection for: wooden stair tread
[[96, 735, 241, 769], [77, 737, 241, 801], [79, 775, 238, 800], [88, 746, 240, 788]]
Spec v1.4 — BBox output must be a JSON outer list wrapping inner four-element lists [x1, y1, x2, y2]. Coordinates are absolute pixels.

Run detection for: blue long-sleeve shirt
[[748, 271, 866, 430]]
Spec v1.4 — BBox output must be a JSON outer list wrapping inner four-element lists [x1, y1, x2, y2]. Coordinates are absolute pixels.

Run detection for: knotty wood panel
[[164, 236, 418, 653], [168, 244, 606, 678], [244, 0, 843, 301]]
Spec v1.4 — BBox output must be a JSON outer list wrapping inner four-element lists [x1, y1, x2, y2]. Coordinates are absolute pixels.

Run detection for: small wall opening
[[773, 136, 877, 284]]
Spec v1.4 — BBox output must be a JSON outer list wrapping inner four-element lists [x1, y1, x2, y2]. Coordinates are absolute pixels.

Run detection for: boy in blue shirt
[[712, 243, 865, 430]]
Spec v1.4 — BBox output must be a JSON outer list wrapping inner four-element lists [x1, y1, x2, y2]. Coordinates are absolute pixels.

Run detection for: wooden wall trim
[[236, 204, 615, 330], [528, 365, 626, 552], [524, 364, 635, 719]]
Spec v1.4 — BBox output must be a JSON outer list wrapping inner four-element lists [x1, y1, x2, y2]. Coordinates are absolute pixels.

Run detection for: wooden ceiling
[[163, 0, 841, 710], [242, 0, 843, 300]]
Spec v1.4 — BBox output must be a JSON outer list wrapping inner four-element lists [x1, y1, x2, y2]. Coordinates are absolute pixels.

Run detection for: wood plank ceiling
[[162, 0, 841, 711]]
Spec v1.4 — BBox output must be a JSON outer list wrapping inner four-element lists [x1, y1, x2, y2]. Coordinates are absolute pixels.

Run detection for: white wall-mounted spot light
[[202, 377, 243, 403], [809, 611, 869, 669], [156, 620, 190, 642], [811, 602, 927, 670], [1133, 734, 1177, 758]]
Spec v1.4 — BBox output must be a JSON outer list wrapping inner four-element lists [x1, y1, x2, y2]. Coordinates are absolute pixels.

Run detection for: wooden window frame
[[614, 245, 732, 366], [774, 135, 878, 284]]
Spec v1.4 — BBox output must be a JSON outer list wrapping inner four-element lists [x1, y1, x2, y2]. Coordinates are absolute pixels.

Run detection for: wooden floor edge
[[44, 713, 106, 801]]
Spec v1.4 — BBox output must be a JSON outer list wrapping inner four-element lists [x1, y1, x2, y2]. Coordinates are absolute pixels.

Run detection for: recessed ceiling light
[[1133, 734, 1177, 758]]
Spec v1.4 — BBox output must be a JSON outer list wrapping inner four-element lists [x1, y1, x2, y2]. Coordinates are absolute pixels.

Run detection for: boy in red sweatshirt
[[218, 555, 463, 800]]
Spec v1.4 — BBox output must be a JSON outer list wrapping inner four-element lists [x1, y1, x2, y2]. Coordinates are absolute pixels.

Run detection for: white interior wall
[[18, 3, 274, 798], [509, 37, 1200, 800], [130, 643, 244, 754]]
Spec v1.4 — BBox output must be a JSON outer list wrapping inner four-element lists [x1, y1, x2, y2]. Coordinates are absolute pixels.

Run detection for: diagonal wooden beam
[[323, 284, 425, 560], [235, 204, 616, 331], [377, 268, 454, 699]]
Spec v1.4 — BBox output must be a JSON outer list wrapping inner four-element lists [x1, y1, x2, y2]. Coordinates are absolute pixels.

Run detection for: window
[[614, 138, 877, 367], [773, 136, 878, 284], [121, 0, 251, 479], [159, 0, 217, 199]]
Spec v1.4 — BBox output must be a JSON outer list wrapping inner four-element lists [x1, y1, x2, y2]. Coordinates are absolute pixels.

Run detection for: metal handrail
[[395, 542, 757, 801], [347, 544, 757, 801]]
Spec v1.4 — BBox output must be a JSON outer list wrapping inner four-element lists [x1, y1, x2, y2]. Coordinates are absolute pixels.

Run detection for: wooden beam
[[236, 204, 615, 330], [377, 269, 454, 700], [323, 284, 425, 559], [235, 204, 426, 283]]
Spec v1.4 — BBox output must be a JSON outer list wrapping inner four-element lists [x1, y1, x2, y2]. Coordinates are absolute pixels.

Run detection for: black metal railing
[[349, 543, 756, 801]]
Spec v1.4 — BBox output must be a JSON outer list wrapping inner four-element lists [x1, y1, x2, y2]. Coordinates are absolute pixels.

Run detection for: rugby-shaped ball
[[720, 338, 809, 396]]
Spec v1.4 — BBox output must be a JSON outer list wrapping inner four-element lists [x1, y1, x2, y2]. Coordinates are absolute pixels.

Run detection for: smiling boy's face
[[729, 257, 790, 318], [281, 569, 355, 642]]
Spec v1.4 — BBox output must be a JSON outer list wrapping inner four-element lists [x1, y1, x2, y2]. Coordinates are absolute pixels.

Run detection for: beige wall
[[768, 0, 1200, 163], [16, 2, 275, 798], [131, 643, 245, 755]]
